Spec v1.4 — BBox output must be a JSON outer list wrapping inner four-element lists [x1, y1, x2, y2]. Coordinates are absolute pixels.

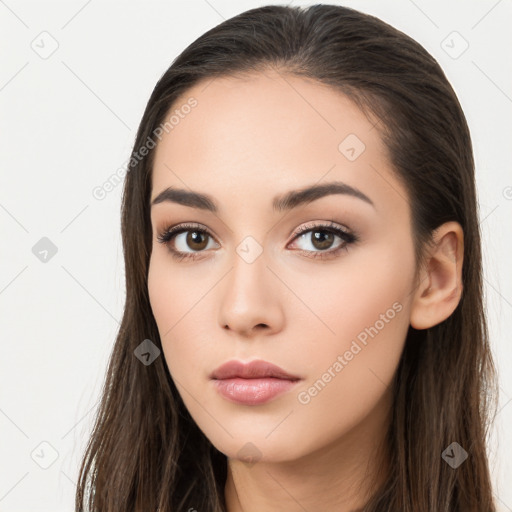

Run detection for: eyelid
[[291, 220, 352, 238], [156, 222, 216, 242]]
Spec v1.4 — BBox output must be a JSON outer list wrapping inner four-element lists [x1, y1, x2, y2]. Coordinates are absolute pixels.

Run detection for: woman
[[76, 4, 498, 511]]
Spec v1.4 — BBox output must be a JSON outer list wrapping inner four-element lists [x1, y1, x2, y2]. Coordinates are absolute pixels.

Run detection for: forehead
[[150, 70, 407, 215]]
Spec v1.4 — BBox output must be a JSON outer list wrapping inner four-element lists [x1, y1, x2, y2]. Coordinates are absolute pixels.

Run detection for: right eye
[[156, 223, 220, 261]]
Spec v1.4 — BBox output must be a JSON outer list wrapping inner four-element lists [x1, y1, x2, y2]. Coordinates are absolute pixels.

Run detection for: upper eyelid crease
[[150, 181, 375, 212]]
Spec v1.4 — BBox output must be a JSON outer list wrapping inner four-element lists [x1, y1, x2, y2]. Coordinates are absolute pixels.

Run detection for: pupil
[[188, 231, 207, 250], [313, 231, 333, 249]]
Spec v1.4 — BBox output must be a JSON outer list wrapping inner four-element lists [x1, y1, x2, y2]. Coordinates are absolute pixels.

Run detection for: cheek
[[148, 255, 184, 370], [147, 255, 172, 332], [289, 237, 414, 347], [147, 251, 203, 331], [147, 252, 214, 379], [289, 242, 414, 431]]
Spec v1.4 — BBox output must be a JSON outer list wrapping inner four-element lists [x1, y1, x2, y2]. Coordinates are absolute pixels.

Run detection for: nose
[[218, 247, 285, 338]]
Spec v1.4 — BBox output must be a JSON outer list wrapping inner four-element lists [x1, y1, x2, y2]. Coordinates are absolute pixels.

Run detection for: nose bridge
[[218, 236, 283, 334]]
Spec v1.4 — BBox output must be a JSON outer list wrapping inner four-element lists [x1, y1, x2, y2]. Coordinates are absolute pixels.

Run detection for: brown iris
[[310, 231, 334, 250], [187, 231, 209, 251]]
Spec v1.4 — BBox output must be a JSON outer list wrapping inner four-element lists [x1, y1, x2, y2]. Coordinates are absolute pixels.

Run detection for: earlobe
[[410, 222, 464, 330]]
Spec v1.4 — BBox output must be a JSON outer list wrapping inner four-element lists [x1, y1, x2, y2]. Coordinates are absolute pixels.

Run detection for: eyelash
[[156, 221, 359, 262]]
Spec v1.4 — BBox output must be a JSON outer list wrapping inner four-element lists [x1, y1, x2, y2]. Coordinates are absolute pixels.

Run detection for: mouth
[[210, 359, 302, 405], [210, 359, 301, 381], [211, 377, 301, 405]]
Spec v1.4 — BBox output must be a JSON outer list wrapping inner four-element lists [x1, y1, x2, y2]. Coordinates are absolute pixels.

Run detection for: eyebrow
[[150, 181, 374, 212]]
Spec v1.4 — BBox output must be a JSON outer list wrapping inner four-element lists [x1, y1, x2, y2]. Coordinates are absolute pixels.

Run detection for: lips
[[210, 359, 302, 405], [209, 359, 301, 381]]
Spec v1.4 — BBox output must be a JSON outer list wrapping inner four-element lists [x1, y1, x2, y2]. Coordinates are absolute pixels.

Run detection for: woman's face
[[148, 70, 417, 464]]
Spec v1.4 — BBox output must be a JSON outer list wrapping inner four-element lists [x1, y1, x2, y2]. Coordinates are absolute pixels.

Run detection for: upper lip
[[210, 359, 301, 381]]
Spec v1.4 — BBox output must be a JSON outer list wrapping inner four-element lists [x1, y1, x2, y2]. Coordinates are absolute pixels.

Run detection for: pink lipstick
[[210, 359, 301, 405]]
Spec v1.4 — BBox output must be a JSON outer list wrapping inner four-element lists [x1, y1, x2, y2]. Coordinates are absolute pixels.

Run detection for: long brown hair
[[75, 4, 499, 511]]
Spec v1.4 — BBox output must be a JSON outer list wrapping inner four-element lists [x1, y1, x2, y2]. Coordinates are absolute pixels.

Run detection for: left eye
[[297, 229, 343, 251], [288, 225, 356, 254]]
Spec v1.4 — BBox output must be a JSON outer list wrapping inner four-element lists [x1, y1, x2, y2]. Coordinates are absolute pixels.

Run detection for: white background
[[0, 1, 511, 510]]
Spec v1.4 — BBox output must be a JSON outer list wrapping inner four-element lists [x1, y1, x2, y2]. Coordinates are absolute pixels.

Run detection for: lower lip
[[212, 377, 300, 405]]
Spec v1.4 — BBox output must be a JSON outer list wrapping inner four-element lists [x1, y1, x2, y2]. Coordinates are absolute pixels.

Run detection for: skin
[[147, 69, 464, 511]]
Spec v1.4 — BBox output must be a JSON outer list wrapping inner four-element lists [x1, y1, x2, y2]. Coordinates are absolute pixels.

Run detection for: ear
[[410, 221, 464, 330]]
